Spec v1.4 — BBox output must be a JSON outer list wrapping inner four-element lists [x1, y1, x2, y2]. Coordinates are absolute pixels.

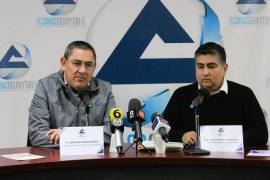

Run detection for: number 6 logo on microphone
[[109, 108, 124, 127]]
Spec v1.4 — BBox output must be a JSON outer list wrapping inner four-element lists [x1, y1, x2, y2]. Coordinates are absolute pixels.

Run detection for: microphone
[[109, 108, 124, 155], [79, 87, 92, 109], [190, 88, 209, 108], [151, 113, 171, 143], [79, 86, 92, 126], [127, 98, 145, 144]]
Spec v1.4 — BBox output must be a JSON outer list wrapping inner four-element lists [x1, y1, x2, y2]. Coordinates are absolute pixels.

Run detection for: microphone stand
[[183, 105, 210, 155], [123, 125, 152, 156], [123, 136, 152, 156], [124, 105, 152, 155], [85, 105, 90, 126], [195, 107, 200, 148]]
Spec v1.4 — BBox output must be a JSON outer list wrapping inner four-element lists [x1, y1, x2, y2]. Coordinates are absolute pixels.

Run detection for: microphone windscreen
[[198, 88, 210, 97], [78, 86, 91, 104], [128, 98, 142, 111]]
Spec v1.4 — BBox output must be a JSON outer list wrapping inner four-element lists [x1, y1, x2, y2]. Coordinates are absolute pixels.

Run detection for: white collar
[[63, 72, 91, 86], [198, 78, 228, 95], [64, 73, 68, 85]]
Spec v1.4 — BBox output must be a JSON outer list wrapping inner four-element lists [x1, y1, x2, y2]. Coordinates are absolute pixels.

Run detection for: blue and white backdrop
[[0, 0, 270, 147]]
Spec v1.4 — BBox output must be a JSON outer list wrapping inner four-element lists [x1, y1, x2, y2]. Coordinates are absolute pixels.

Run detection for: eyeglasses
[[67, 59, 96, 70]]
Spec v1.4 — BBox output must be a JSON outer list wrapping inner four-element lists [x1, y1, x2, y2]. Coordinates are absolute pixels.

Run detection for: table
[[0, 145, 270, 180]]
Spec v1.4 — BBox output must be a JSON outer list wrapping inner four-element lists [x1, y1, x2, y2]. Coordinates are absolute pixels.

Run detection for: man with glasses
[[28, 41, 115, 147]]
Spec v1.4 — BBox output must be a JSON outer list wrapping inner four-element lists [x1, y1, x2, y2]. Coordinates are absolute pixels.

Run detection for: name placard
[[60, 126, 104, 156], [200, 125, 244, 152]]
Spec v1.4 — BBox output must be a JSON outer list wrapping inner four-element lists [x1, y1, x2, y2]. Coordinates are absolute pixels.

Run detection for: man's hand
[[182, 131, 197, 145], [46, 129, 60, 144]]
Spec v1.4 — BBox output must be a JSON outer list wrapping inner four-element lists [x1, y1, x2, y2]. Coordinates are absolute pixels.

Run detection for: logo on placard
[[0, 43, 31, 80], [229, 0, 270, 26], [87, 0, 222, 84], [78, 128, 87, 137], [37, 0, 86, 27], [217, 128, 225, 136]]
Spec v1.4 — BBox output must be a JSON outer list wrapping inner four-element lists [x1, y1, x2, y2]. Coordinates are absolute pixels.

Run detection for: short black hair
[[63, 41, 96, 60], [195, 42, 226, 64]]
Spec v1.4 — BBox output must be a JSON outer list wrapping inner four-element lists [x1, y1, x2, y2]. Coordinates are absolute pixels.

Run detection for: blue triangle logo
[[96, 0, 195, 84], [0, 45, 28, 68]]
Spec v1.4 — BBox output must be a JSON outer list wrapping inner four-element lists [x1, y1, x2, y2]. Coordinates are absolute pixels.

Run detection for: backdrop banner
[[0, 0, 269, 147]]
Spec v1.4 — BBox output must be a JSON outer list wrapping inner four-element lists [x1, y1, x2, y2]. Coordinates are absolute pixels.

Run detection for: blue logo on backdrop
[[37, 0, 85, 27], [199, 0, 222, 44], [0, 43, 31, 80], [96, 0, 222, 84], [43, 0, 77, 16], [229, 0, 270, 26], [236, 0, 267, 15]]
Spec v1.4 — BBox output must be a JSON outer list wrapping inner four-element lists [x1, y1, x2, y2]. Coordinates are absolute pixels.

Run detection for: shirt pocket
[[48, 100, 77, 128], [89, 102, 107, 126]]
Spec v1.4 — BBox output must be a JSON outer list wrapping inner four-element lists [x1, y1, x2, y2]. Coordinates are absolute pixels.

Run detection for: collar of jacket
[[57, 70, 100, 94]]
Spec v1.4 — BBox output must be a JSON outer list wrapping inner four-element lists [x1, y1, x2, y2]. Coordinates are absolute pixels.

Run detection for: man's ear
[[93, 61, 97, 71], [60, 57, 66, 71], [223, 63, 228, 73]]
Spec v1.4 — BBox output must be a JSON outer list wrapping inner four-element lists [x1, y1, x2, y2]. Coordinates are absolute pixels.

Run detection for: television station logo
[[36, 0, 86, 27], [0, 43, 37, 91], [229, 0, 270, 26]]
